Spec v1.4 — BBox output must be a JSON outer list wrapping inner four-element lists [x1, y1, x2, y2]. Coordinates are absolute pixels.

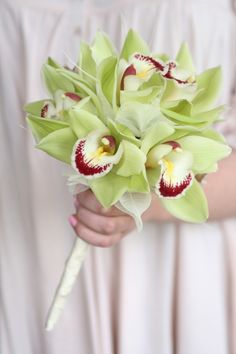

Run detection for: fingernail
[[69, 215, 77, 227]]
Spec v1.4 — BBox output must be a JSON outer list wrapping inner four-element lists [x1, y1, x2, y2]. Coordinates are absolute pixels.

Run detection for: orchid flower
[[146, 135, 231, 222], [40, 90, 82, 119], [120, 54, 196, 92]]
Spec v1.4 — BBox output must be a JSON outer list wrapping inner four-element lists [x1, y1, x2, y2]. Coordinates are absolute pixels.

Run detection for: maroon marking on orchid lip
[[74, 140, 111, 176], [41, 104, 49, 118], [165, 141, 181, 150], [65, 92, 81, 101], [134, 54, 165, 72], [162, 61, 195, 85], [120, 64, 136, 90], [158, 172, 192, 197]]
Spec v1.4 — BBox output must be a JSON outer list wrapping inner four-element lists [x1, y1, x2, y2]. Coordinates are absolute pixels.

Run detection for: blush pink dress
[[1, 0, 236, 353]]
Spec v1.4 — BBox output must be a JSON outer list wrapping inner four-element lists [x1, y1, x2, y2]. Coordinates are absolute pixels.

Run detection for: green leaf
[[141, 121, 175, 154], [26, 114, 69, 142], [177, 135, 232, 173], [36, 127, 77, 164], [91, 31, 116, 65], [69, 108, 106, 138], [42, 64, 74, 95], [161, 179, 209, 223], [192, 67, 223, 114], [120, 29, 149, 61], [116, 140, 146, 177], [175, 42, 195, 73]]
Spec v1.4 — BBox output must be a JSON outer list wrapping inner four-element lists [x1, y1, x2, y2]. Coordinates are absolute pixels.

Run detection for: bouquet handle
[[45, 237, 89, 331]]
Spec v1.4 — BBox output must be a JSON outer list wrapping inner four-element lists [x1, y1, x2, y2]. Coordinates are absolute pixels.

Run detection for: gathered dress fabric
[[1, 0, 236, 353]]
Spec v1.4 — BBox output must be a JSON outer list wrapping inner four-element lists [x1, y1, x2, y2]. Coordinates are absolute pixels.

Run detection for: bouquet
[[24, 29, 231, 331]]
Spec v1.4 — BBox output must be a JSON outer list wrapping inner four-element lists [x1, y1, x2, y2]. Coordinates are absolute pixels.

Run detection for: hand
[[68, 190, 136, 248], [68, 190, 174, 248]]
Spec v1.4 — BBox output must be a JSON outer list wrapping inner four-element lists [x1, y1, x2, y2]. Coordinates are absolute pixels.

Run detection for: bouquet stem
[[45, 237, 89, 331]]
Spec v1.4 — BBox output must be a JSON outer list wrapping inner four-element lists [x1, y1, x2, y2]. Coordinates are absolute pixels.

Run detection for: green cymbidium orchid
[[146, 135, 231, 222]]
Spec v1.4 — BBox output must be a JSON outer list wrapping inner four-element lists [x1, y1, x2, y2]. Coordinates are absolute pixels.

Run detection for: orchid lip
[[64, 92, 81, 101], [41, 104, 49, 118], [120, 64, 136, 90], [72, 139, 112, 178], [71, 133, 122, 179], [157, 171, 193, 198], [165, 141, 182, 150], [134, 54, 165, 72], [133, 54, 196, 86]]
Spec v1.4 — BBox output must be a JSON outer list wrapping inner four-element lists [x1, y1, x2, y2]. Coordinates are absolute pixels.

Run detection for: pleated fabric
[[1, 0, 236, 353]]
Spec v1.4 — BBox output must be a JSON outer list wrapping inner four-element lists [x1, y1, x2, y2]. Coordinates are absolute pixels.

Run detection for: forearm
[[203, 149, 236, 220]]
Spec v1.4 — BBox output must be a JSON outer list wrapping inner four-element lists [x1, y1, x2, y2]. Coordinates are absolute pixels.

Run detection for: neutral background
[[1, 0, 236, 353]]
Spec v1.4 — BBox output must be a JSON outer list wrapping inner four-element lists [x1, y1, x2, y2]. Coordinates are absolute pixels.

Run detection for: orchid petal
[[97, 56, 118, 110], [107, 120, 141, 147], [26, 114, 69, 142], [161, 79, 197, 105], [59, 71, 104, 121], [42, 64, 74, 95], [91, 31, 116, 65], [120, 29, 149, 61], [120, 86, 161, 105], [177, 135, 232, 173], [89, 172, 128, 207], [192, 67, 222, 114], [116, 140, 146, 177], [37, 127, 77, 164], [115, 102, 163, 137], [89, 169, 150, 208], [141, 122, 175, 154], [78, 41, 96, 83], [69, 109, 106, 138], [175, 42, 195, 74], [160, 179, 209, 223], [146, 144, 173, 168]]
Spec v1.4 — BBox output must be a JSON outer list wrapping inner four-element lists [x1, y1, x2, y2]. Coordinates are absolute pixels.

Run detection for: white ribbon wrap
[[45, 237, 89, 331]]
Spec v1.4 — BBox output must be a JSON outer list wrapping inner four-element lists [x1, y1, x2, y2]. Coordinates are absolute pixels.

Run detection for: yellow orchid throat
[[161, 158, 175, 179], [90, 135, 116, 162]]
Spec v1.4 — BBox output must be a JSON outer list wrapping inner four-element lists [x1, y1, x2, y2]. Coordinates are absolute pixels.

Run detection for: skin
[[70, 151, 236, 248]]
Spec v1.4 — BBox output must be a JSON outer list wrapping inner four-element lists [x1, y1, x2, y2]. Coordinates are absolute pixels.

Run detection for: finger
[[70, 217, 122, 247], [76, 190, 126, 217], [76, 207, 135, 235]]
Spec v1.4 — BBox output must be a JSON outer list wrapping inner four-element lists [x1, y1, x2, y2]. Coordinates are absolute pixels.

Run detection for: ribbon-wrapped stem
[[45, 237, 89, 331]]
